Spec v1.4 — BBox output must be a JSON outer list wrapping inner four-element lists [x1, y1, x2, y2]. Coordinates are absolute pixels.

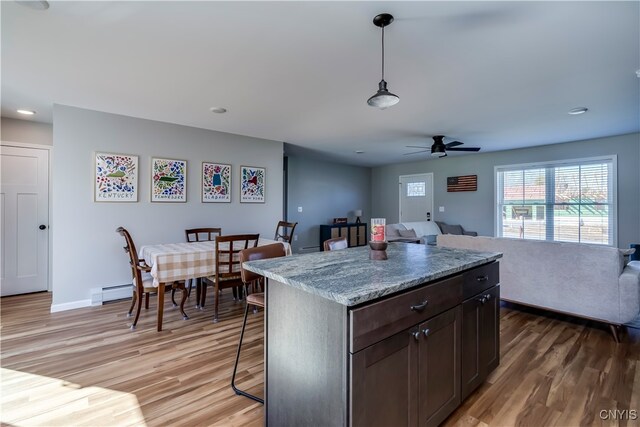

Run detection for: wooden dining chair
[[324, 236, 348, 251], [274, 221, 297, 244], [116, 226, 188, 330], [201, 234, 259, 323], [232, 243, 286, 403], [184, 227, 222, 305]]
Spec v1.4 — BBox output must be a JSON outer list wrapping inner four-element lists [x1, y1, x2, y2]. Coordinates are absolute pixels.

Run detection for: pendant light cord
[[381, 26, 385, 81]]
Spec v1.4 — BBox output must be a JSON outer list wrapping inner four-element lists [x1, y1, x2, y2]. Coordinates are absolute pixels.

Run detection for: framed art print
[[94, 152, 138, 202], [151, 157, 187, 202], [240, 165, 265, 203], [202, 162, 231, 203]]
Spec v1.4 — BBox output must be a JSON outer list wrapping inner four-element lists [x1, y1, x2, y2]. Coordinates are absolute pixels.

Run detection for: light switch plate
[[439, 206, 445, 212], [298, 206, 303, 212]]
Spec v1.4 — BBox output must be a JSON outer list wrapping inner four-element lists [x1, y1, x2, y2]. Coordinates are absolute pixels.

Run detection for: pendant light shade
[[367, 13, 399, 109]]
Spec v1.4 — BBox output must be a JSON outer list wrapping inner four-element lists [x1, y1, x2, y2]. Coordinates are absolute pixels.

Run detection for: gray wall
[[286, 153, 371, 252], [372, 133, 640, 249], [1, 117, 53, 145], [52, 105, 283, 308]]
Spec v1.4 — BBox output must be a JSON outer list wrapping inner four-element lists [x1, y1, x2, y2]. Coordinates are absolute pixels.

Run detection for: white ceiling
[[2, 1, 639, 166]]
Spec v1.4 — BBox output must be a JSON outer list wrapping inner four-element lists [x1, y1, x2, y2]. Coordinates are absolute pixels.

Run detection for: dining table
[[139, 237, 291, 331]]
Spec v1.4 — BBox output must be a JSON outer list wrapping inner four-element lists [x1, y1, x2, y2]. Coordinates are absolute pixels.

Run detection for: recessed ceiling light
[[355, 150, 364, 154], [568, 107, 588, 115], [210, 107, 227, 114], [17, 109, 36, 115], [15, 1, 50, 10]]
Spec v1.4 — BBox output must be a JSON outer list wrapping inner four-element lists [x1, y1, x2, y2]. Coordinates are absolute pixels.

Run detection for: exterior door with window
[[0, 145, 50, 296], [399, 173, 433, 223]]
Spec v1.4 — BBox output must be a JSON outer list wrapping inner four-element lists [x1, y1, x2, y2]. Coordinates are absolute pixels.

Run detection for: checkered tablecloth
[[139, 238, 290, 287]]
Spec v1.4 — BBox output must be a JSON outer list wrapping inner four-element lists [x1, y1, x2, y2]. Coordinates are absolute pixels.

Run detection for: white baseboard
[[50, 299, 92, 313]]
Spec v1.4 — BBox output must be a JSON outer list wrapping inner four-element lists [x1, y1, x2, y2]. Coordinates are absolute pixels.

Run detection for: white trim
[[0, 140, 53, 151], [1, 143, 53, 294], [50, 299, 92, 313], [398, 173, 434, 222], [494, 155, 616, 172], [1, 142, 53, 292], [494, 155, 618, 247]]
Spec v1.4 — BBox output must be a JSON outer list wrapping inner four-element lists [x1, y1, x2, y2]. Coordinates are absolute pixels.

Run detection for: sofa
[[386, 220, 477, 244], [437, 234, 640, 340]]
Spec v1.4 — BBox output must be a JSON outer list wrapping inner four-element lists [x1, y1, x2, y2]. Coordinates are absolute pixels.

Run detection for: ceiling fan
[[405, 135, 481, 158]]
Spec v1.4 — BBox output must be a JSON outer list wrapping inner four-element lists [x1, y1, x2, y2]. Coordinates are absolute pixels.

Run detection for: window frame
[[493, 155, 617, 246]]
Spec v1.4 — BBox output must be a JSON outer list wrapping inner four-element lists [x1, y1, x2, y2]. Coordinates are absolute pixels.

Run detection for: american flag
[[447, 175, 477, 192]]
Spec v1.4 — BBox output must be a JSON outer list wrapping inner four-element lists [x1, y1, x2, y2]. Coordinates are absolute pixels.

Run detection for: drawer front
[[350, 275, 462, 353], [462, 262, 499, 300]]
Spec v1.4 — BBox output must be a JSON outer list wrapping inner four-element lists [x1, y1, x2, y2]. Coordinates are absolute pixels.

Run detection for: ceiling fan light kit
[[367, 13, 399, 109], [405, 135, 481, 158]]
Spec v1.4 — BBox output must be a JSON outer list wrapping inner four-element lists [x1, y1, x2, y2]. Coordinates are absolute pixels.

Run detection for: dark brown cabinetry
[[266, 261, 500, 427], [350, 327, 417, 427], [320, 223, 367, 250], [461, 285, 500, 400], [418, 307, 462, 427]]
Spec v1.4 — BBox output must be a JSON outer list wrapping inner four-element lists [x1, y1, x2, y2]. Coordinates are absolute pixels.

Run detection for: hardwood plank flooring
[[1, 293, 639, 426]]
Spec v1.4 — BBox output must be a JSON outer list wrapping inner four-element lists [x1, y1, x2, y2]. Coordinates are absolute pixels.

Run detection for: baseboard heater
[[91, 284, 132, 305]]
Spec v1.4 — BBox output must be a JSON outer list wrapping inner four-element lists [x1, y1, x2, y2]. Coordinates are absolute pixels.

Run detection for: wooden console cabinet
[[266, 261, 500, 426], [320, 223, 367, 250]]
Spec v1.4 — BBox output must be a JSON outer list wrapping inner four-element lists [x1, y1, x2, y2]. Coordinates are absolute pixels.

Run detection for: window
[[406, 182, 425, 197], [495, 156, 616, 246]]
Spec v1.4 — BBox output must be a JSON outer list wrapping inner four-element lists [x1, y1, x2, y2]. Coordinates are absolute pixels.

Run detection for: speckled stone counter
[[243, 242, 502, 306]]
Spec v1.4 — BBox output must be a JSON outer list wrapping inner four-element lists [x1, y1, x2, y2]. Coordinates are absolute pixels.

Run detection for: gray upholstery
[[436, 221, 478, 237], [437, 235, 640, 325], [387, 221, 477, 244]]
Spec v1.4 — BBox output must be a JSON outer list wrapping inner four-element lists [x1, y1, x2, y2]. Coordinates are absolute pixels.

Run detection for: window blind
[[495, 157, 616, 245]]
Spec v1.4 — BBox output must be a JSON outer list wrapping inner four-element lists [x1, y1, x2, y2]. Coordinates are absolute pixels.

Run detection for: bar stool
[[231, 243, 286, 403]]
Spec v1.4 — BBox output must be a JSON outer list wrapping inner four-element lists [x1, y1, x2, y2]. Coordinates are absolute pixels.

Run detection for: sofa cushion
[[440, 223, 464, 235], [401, 221, 441, 238], [398, 229, 417, 238], [386, 223, 407, 238]]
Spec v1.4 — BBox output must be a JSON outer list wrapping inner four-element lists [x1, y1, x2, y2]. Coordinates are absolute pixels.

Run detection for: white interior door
[[399, 173, 433, 223], [0, 145, 49, 296]]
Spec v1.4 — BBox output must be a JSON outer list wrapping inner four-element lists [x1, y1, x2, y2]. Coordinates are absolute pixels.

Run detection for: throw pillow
[[441, 224, 464, 235], [398, 229, 417, 238]]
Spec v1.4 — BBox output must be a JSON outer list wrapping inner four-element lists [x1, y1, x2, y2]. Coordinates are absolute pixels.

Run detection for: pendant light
[[367, 13, 399, 109]]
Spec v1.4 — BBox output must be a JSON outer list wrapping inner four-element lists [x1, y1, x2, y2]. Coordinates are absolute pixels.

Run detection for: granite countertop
[[243, 243, 502, 306]]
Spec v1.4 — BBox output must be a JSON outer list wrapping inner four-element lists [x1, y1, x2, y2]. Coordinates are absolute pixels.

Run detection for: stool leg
[[231, 302, 263, 404]]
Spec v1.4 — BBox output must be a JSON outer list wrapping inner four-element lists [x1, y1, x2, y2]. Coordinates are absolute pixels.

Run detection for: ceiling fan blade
[[445, 141, 464, 148], [403, 150, 429, 155], [447, 147, 481, 152], [405, 145, 430, 149]]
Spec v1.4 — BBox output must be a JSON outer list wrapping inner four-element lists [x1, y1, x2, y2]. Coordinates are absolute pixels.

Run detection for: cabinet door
[[351, 327, 418, 427], [358, 225, 367, 245], [461, 295, 482, 399], [417, 306, 461, 427], [349, 225, 358, 247], [480, 286, 500, 375], [461, 285, 500, 400]]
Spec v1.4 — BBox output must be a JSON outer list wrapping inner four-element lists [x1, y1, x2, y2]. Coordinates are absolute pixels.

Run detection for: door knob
[[422, 328, 430, 337], [412, 331, 421, 341], [39, 225, 47, 230]]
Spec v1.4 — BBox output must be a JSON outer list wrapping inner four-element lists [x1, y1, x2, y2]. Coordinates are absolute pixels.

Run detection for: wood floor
[[1, 292, 639, 426]]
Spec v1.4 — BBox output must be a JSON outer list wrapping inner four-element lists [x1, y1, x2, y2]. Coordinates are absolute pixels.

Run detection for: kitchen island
[[244, 242, 503, 427]]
